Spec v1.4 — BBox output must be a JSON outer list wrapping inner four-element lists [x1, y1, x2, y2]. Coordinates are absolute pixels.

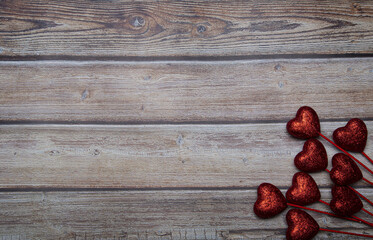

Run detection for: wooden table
[[0, 0, 372, 239]]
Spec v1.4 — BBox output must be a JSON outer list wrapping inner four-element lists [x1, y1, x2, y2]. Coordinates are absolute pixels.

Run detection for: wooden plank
[[0, 0, 373, 58], [0, 122, 372, 188], [0, 189, 371, 239], [1, 58, 373, 123]]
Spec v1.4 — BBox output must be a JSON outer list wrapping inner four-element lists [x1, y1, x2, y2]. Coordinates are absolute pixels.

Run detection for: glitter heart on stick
[[254, 183, 287, 218], [287, 106, 373, 176], [325, 154, 373, 186], [333, 118, 373, 164], [287, 106, 320, 139], [286, 172, 320, 206], [333, 118, 367, 152], [328, 185, 373, 225], [294, 139, 328, 173], [286, 209, 373, 240], [286, 209, 319, 240], [330, 185, 363, 216], [329, 153, 362, 185]]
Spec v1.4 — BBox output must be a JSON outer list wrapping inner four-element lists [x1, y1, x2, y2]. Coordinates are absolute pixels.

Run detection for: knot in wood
[[81, 89, 89, 101], [197, 25, 206, 33], [130, 16, 145, 28], [274, 64, 282, 71]]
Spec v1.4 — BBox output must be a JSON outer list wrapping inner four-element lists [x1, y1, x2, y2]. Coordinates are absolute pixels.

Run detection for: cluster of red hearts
[[254, 106, 372, 240]]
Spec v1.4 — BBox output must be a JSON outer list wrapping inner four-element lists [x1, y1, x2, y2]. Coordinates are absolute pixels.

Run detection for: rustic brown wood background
[[0, 0, 372, 239]]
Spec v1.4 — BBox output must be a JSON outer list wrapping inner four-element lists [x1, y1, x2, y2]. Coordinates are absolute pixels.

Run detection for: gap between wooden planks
[[0, 58, 372, 123], [0, 0, 372, 57], [0, 189, 371, 240], [0, 122, 371, 189]]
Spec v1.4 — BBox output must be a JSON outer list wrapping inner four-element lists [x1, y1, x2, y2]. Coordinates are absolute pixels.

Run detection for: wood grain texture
[[1, 58, 373, 123], [0, 189, 372, 240], [0, 122, 372, 189], [0, 0, 373, 58]]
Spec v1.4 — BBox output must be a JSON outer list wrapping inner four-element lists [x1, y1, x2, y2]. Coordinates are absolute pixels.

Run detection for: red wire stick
[[287, 203, 359, 223], [318, 200, 373, 227], [362, 208, 373, 217], [318, 132, 373, 176], [320, 228, 373, 238], [363, 177, 373, 186], [318, 199, 329, 205], [362, 151, 373, 165]]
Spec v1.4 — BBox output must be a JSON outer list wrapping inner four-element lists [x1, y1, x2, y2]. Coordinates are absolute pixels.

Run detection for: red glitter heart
[[254, 183, 287, 218], [333, 118, 367, 152], [330, 153, 363, 186], [286, 209, 319, 240], [294, 138, 328, 172], [330, 185, 363, 216], [286, 172, 321, 206], [287, 106, 320, 139]]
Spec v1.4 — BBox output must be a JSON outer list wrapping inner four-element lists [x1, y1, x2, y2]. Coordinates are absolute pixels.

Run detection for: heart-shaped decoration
[[330, 185, 363, 216], [287, 106, 320, 139], [294, 138, 328, 172], [333, 118, 367, 152], [254, 183, 287, 218], [286, 209, 319, 240], [286, 172, 321, 206], [330, 153, 362, 185]]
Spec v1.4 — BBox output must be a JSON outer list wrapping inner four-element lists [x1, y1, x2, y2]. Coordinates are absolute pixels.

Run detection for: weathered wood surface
[[1, 1, 373, 238], [0, 189, 372, 240], [0, 122, 371, 189], [1, 0, 373, 58], [1, 58, 373, 123]]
